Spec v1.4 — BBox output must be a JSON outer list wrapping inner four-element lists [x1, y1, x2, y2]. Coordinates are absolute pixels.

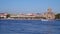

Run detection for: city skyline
[[0, 0, 60, 14]]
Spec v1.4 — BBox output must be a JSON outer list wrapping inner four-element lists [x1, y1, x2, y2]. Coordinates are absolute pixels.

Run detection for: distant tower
[[47, 7, 52, 13], [43, 7, 55, 19]]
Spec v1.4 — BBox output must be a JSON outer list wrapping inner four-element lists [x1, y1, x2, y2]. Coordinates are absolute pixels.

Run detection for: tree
[[55, 13, 60, 19], [6, 14, 10, 18]]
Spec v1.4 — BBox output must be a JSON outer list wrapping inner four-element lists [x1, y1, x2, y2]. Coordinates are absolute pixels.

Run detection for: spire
[[47, 7, 52, 12]]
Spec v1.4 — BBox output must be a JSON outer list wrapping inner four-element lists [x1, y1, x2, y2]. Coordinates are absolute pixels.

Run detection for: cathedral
[[43, 8, 55, 19]]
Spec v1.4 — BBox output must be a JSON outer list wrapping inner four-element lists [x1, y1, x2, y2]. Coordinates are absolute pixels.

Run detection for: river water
[[0, 20, 60, 34]]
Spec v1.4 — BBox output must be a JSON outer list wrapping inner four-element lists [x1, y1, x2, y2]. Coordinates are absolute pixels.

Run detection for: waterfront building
[[9, 13, 42, 20], [0, 8, 55, 20], [43, 8, 55, 19], [0, 13, 8, 19]]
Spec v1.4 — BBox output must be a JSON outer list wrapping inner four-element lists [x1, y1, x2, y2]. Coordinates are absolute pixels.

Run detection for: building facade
[[0, 13, 8, 19], [43, 8, 55, 19]]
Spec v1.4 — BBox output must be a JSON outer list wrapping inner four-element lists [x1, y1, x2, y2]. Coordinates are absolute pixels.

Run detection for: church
[[43, 8, 55, 19]]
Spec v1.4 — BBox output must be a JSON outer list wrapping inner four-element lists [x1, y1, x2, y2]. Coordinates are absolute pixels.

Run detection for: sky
[[0, 0, 60, 14]]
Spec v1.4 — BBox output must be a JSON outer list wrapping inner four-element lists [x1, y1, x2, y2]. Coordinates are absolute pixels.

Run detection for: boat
[[41, 19, 49, 21], [41, 19, 55, 21]]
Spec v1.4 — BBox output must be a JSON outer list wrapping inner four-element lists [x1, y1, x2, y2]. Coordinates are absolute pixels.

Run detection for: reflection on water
[[0, 20, 60, 34]]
